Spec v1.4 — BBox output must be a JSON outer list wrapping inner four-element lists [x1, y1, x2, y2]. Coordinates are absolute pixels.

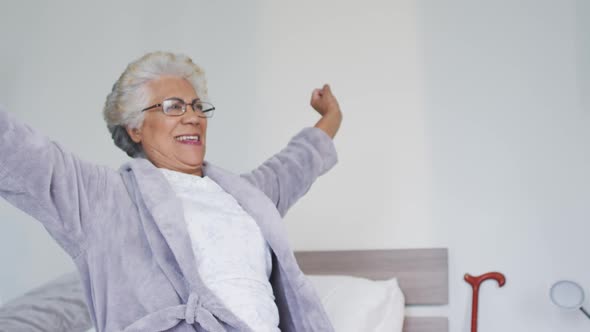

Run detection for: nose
[[180, 106, 203, 125]]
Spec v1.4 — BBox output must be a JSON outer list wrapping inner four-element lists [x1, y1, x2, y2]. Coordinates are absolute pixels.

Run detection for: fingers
[[311, 89, 321, 104], [322, 84, 333, 98], [312, 84, 334, 100]]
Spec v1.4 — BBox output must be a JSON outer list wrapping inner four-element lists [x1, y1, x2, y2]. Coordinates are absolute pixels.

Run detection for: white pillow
[[306, 275, 405, 332], [0, 272, 92, 332]]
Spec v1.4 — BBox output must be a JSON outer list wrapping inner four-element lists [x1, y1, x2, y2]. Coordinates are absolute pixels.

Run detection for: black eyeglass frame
[[141, 97, 215, 118]]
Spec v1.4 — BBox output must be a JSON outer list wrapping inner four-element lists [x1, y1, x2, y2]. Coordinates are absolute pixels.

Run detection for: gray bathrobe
[[0, 108, 337, 332]]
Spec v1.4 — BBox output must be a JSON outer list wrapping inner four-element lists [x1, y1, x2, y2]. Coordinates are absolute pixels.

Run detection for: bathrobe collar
[[119, 158, 305, 330]]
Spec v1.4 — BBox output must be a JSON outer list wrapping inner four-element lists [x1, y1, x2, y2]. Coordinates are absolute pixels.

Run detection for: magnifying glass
[[550, 280, 590, 319]]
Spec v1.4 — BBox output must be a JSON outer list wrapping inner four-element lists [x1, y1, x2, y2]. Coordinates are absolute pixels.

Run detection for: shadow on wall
[[415, 0, 590, 332], [575, 0, 590, 112]]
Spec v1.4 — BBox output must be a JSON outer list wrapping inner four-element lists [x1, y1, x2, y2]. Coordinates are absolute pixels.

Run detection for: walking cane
[[464, 272, 506, 332]]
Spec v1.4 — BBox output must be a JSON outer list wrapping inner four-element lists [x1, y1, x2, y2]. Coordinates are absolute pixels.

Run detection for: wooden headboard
[[295, 248, 449, 332]]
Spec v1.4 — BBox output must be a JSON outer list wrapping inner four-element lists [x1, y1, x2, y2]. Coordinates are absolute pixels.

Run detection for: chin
[[185, 161, 204, 170]]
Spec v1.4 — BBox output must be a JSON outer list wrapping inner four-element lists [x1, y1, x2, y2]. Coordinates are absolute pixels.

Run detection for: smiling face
[[127, 76, 208, 176]]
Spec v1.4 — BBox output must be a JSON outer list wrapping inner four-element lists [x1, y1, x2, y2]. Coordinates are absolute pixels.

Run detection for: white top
[[160, 169, 280, 332]]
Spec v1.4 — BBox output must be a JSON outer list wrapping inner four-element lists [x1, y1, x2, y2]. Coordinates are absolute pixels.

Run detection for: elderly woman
[[0, 52, 341, 332]]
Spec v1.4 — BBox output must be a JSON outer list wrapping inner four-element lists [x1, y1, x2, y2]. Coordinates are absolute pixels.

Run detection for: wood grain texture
[[294, 248, 449, 332], [294, 248, 449, 305], [403, 317, 448, 332]]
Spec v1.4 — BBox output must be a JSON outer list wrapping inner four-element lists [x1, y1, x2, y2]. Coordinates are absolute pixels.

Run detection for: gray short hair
[[103, 51, 208, 157]]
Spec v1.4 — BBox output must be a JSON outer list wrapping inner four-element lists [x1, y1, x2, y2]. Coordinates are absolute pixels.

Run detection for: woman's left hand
[[311, 84, 342, 139], [311, 84, 340, 116]]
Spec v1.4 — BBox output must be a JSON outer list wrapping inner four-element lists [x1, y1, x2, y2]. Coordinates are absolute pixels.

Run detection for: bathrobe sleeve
[[240, 127, 338, 217], [0, 108, 108, 257]]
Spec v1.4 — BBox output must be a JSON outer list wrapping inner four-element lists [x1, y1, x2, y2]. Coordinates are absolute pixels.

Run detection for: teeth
[[176, 135, 200, 141]]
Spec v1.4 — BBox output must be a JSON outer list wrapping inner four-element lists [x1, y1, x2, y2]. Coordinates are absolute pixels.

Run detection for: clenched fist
[[310, 84, 340, 116], [311, 84, 342, 139]]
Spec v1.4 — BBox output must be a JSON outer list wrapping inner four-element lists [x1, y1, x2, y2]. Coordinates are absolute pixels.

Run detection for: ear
[[126, 126, 142, 144]]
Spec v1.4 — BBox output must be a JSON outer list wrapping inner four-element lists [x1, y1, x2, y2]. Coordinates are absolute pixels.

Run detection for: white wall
[[420, 1, 590, 331], [1, 1, 589, 331]]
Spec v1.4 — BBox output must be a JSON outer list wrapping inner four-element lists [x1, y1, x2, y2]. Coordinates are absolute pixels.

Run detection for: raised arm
[[0, 108, 109, 257], [240, 85, 342, 217], [311, 84, 342, 139]]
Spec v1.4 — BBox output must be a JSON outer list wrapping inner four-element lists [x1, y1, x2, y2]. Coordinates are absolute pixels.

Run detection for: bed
[[295, 248, 449, 332], [0, 248, 448, 331]]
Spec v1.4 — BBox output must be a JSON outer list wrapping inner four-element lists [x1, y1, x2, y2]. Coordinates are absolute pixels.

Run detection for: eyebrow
[[165, 97, 201, 103]]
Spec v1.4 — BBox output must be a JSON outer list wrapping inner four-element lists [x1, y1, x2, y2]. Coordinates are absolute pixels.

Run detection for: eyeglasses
[[141, 98, 215, 118]]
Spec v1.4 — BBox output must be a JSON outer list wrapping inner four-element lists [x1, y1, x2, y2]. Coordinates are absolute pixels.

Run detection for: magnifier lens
[[550, 280, 585, 310]]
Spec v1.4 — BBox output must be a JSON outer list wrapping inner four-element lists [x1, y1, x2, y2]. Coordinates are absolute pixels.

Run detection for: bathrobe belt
[[123, 292, 240, 332]]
